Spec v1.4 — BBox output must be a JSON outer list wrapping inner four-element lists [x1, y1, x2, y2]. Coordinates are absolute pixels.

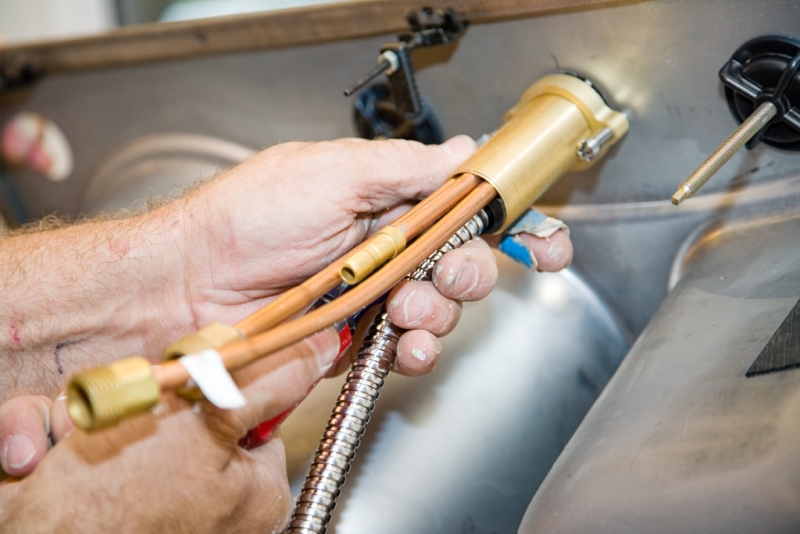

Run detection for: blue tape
[[499, 235, 536, 269], [498, 208, 564, 271]]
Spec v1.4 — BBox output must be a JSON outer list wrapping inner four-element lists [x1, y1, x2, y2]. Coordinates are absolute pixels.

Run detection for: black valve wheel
[[721, 35, 800, 151]]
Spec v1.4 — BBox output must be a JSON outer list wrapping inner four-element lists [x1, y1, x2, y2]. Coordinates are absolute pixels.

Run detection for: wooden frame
[[0, 0, 646, 76]]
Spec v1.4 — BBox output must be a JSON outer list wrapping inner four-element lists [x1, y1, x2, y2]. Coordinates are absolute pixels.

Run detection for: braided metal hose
[[287, 209, 489, 534]]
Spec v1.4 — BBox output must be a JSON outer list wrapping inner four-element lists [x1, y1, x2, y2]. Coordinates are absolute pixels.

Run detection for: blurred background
[[0, 0, 362, 45]]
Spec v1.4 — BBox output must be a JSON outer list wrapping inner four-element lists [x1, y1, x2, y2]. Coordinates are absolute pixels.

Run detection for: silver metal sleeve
[[287, 210, 489, 534]]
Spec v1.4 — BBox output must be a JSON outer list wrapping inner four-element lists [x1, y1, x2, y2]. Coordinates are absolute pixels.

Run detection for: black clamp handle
[[343, 8, 467, 119]]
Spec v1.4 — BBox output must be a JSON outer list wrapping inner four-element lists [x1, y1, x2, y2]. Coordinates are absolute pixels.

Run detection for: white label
[[179, 349, 247, 409]]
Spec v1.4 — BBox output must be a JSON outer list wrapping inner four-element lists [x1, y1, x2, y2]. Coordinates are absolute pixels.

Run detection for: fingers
[[385, 238, 498, 334], [395, 330, 442, 377], [486, 228, 574, 272], [432, 238, 498, 301], [50, 393, 75, 443], [383, 238, 497, 377], [332, 231, 567, 381], [339, 135, 477, 211], [387, 280, 462, 336], [516, 229, 573, 272], [0, 393, 73, 478], [224, 328, 341, 434], [0, 396, 52, 477]]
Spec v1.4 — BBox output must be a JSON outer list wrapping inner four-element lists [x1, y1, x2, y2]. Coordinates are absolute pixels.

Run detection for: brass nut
[[162, 322, 243, 400], [67, 356, 160, 432], [340, 226, 406, 285], [455, 73, 629, 232], [162, 321, 243, 361]]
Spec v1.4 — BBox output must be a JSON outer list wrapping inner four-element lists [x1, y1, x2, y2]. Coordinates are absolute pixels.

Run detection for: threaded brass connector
[[455, 73, 629, 232], [162, 321, 244, 400], [67, 356, 160, 432], [340, 226, 406, 284]]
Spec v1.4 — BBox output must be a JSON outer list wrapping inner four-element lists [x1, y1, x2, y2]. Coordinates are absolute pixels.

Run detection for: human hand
[[173, 136, 572, 374], [0, 329, 341, 533], [0, 136, 573, 476], [0, 395, 72, 478]]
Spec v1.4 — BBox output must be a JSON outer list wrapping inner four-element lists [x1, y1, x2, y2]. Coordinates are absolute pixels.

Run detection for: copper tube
[[234, 172, 481, 337], [154, 181, 497, 391], [396, 172, 482, 237]]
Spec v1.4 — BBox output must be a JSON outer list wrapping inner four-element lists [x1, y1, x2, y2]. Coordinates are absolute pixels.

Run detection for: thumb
[[0, 396, 53, 477], [50, 392, 75, 444], [343, 135, 477, 211]]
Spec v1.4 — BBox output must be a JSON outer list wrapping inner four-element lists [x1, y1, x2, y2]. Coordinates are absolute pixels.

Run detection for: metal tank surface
[[279, 254, 629, 534], [4, 0, 800, 335], [520, 206, 800, 534]]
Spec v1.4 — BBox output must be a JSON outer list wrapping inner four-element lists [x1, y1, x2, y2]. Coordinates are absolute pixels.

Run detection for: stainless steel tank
[[520, 206, 800, 534], [281, 257, 629, 533]]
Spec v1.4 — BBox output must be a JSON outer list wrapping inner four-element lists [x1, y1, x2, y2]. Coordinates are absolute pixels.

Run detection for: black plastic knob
[[720, 35, 800, 151]]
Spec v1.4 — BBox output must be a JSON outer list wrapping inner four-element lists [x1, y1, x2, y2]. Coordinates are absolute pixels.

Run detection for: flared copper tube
[[154, 181, 497, 391], [233, 172, 481, 337]]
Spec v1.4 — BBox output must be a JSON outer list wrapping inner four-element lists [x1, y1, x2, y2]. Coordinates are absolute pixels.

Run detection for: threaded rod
[[671, 101, 777, 205]]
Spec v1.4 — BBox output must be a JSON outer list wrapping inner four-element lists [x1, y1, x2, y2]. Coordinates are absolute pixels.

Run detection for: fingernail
[[402, 288, 430, 327], [309, 328, 341, 373], [454, 261, 479, 298], [441, 135, 476, 156], [3, 434, 36, 470]]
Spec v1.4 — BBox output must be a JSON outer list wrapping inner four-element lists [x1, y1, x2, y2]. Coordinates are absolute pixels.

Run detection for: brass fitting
[[455, 73, 629, 232], [162, 321, 244, 400], [339, 225, 406, 284], [67, 356, 160, 432], [162, 321, 243, 361]]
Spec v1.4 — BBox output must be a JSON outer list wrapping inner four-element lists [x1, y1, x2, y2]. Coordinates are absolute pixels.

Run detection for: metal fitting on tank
[[161, 321, 244, 400], [455, 73, 629, 232], [67, 356, 160, 432]]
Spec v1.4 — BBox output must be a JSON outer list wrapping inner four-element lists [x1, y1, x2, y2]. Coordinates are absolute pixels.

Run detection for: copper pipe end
[[340, 226, 406, 285]]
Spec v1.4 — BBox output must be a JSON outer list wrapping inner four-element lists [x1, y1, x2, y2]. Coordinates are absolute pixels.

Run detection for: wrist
[[122, 199, 197, 353]]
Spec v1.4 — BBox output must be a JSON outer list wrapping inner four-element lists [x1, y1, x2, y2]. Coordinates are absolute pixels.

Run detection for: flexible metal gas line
[[287, 210, 490, 534]]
